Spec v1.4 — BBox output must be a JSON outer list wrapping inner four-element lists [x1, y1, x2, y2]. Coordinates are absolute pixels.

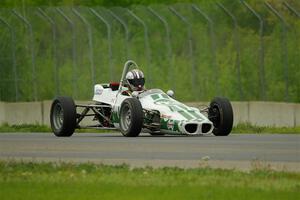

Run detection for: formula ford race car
[[50, 60, 233, 137]]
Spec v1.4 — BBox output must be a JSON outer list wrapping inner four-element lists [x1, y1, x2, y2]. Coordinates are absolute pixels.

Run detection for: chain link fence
[[0, 1, 299, 102]]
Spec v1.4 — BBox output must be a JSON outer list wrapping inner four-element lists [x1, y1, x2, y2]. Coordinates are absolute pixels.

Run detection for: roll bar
[[118, 60, 139, 92]]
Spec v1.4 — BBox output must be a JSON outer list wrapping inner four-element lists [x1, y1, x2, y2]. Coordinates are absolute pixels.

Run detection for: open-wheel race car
[[50, 60, 233, 137]]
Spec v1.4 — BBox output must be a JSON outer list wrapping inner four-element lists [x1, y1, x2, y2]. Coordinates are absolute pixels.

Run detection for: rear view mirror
[[167, 90, 174, 98]]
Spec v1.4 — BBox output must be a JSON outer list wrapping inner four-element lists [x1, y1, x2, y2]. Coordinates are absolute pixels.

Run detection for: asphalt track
[[0, 133, 299, 171]]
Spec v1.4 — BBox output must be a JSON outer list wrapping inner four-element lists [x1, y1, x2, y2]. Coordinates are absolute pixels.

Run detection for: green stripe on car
[[151, 94, 160, 100], [178, 110, 193, 120], [177, 104, 202, 119], [161, 93, 169, 99], [188, 111, 202, 119]]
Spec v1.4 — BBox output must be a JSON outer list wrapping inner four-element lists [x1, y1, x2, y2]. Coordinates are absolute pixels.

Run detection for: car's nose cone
[[183, 122, 213, 135]]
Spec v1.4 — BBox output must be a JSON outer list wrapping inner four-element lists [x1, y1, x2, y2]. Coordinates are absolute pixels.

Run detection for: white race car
[[50, 60, 233, 137]]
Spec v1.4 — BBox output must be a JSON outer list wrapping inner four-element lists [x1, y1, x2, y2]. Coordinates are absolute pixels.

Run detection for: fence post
[[168, 6, 197, 98], [283, 1, 300, 18], [265, 2, 289, 102], [192, 4, 219, 96], [283, 2, 299, 103], [89, 8, 114, 81], [56, 8, 78, 98], [72, 7, 95, 88], [127, 9, 152, 85], [0, 16, 18, 101], [241, 1, 266, 101], [217, 2, 243, 100], [37, 7, 59, 96], [12, 9, 37, 101], [106, 8, 130, 59], [147, 6, 174, 91]]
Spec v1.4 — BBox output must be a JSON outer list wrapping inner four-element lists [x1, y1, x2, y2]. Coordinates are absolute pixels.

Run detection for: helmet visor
[[128, 78, 145, 87]]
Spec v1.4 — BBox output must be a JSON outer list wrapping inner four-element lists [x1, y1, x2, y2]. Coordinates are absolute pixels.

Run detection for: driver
[[124, 69, 145, 93]]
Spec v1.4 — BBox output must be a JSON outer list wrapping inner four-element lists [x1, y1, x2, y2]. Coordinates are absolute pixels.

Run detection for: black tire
[[119, 98, 143, 137], [50, 96, 77, 137], [208, 97, 233, 136]]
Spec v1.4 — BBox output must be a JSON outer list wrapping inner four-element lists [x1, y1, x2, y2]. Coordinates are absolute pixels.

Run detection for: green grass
[[0, 123, 300, 134], [0, 123, 51, 132], [232, 122, 300, 134], [0, 123, 113, 133], [0, 161, 299, 200]]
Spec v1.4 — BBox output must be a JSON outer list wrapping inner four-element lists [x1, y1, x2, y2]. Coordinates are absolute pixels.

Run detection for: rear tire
[[50, 96, 76, 137], [119, 98, 143, 137], [208, 97, 233, 136]]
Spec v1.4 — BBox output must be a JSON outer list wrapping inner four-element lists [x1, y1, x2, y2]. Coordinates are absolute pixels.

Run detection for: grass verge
[[232, 122, 300, 134], [0, 123, 300, 134], [0, 123, 50, 132], [0, 123, 112, 133], [0, 161, 299, 200]]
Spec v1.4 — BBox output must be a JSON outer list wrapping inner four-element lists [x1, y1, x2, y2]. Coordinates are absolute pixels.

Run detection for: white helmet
[[125, 69, 145, 91]]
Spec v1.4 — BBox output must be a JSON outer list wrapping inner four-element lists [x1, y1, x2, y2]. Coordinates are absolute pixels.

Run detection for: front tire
[[208, 97, 233, 136], [50, 96, 76, 137], [119, 98, 143, 137]]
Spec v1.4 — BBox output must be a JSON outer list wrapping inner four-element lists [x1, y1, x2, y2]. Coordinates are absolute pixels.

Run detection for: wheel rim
[[209, 104, 221, 127], [120, 104, 131, 131], [52, 103, 64, 131]]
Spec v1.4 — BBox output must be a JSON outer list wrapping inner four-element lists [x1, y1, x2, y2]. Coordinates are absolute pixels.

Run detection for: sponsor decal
[[111, 111, 120, 123], [161, 114, 172, 118], [167, 120, 174, 130], [160, 119, 180, 132], [95, 88, 103, 95]]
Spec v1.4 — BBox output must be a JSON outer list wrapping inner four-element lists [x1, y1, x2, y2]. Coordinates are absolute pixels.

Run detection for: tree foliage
[[0, 0, 299, 102]]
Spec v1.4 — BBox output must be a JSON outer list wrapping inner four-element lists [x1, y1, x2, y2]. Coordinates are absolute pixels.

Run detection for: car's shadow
[[77, 133, 215, 138]]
